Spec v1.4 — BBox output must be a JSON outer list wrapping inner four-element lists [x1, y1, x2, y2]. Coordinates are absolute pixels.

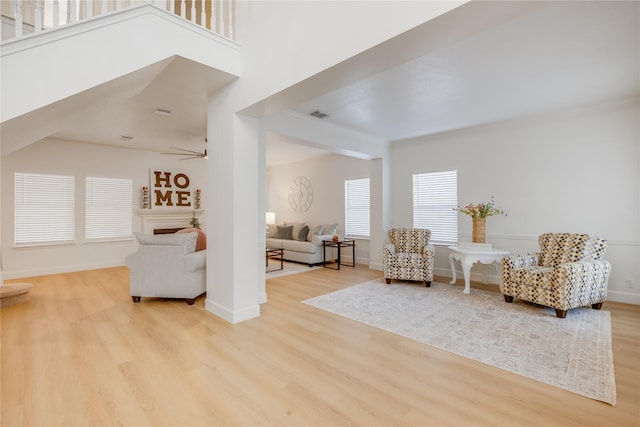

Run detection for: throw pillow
[[322, 222, 339, 235], [275, 225, 293, 240], [307, 224, 323, 241], [134, 231, 198, 254], [297, 225, 309, 241], [176, 228, 207, 251], [266, 223, 278, 238], [285, 222, 306, 240]]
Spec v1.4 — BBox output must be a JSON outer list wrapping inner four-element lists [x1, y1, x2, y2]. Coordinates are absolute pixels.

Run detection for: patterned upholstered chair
[[384, 228, 435, 287], [501, 233, 611, 318]]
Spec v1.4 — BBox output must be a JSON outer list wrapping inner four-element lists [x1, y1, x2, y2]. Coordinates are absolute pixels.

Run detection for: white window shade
[[413, 170, 458, 244], [345, 178, 370, 238], [14, 172, 75, 245], [86, 176, 132, 240]]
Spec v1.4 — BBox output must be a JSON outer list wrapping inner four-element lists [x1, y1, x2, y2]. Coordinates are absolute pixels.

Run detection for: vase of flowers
[[455, 197, 505, 243]]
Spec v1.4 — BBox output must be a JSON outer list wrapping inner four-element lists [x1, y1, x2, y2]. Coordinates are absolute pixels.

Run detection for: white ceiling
[[51, 1, 639, 166]]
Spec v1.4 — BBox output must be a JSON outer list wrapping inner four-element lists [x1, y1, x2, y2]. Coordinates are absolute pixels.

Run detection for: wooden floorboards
[[1, 266, 639, 426]]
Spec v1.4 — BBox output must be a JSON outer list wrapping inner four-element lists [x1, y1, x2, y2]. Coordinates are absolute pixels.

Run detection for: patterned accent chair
[[501, 233, 611, 318], [384, 228, 435, 287]]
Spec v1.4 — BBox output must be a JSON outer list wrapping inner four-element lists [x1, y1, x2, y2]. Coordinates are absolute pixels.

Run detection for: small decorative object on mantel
[[194, 189, 201, 209], [455, 197, 506, 243], [189, 211, 201, 229], [141, 186, 150, 209]]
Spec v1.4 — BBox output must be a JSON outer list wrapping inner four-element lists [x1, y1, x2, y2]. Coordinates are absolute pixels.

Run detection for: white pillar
[[205, 107, 262, 323], [369, 155, 390, 271]]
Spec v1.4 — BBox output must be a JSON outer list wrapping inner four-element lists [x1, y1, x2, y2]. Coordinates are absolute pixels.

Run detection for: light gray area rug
[[266, 261, 319, 279], [303, 279, 616, 405]]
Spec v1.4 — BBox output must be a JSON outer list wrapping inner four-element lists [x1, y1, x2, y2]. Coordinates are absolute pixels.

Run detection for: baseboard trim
[[3, 260, 124, 280], [205, 298, 260, 324]]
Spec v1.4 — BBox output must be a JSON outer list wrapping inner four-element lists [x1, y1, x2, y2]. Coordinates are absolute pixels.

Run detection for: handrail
[[0, 0, 235, 42]]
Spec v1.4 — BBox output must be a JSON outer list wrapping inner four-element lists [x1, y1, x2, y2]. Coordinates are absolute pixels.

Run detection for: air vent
[[310, 110, 329, 119], [154, 108, 172, 116], [120, 135, 134, 141]]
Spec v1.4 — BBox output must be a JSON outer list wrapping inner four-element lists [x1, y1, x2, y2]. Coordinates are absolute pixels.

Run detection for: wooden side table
[[323, 239, 356, 270]]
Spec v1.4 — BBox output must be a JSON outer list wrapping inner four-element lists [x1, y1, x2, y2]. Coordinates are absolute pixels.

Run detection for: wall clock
[[288, 176, 313, 213]]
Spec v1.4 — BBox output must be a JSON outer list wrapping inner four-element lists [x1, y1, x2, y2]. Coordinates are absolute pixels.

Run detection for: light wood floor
[[2, 266, 639, 426]]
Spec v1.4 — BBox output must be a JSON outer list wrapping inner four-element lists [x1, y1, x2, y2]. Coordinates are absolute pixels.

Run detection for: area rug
[[303, 279, 616, 405], [266, 261, 319, 279]]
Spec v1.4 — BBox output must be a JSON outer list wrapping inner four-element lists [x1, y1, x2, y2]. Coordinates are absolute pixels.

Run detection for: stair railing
[[1, 0, 235, 42]]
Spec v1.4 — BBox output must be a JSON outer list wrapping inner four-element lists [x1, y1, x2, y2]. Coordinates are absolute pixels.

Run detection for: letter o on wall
[[174, 173, 190, 189]]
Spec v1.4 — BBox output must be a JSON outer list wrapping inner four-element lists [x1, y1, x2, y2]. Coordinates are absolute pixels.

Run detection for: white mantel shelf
[[137, 209, 205, 234]]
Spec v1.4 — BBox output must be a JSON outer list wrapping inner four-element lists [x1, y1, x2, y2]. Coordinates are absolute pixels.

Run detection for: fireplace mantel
[[137, 209, 205, 234]]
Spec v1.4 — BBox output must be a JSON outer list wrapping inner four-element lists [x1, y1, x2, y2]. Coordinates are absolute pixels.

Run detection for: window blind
[[345, 178, 370, 238], [14, 172, 75, 245], [85, 176, 132, 240], [413, 170, 458, 244]]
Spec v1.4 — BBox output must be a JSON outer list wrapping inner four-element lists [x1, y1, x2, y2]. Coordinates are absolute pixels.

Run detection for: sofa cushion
[[275, 225, 293, 240], [322, 223, 339, 235], [134, 231, 198, 254], [307, 224, 323, 241], [297, 225, 309, 241], [266, 223, 278, 238], [511, 265, 554, 290], [281, 239, 319, 254], [284, 222, 306, 240]]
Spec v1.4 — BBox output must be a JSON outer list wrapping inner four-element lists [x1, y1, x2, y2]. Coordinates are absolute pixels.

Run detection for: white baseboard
[[3, 260, 125, 280], [205, 298, 260, 324]]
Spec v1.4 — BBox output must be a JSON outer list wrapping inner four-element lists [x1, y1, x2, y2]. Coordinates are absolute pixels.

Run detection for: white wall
[[267, 153, 372, 264], [1, 138, 207, 279], [389, 97, 640, 304]]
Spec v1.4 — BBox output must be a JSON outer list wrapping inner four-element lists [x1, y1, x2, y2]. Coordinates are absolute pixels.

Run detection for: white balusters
[[53, 0, 60, 27], [3, 0, 236, 42], [69, 0, 77, 22], [200, 0, 206, 28], [34, 0, 43, 32]]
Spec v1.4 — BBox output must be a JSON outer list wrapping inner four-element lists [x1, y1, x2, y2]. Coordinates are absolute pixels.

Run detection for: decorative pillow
[[285, 222, 306, 240], [297, 225, 309, 241], [134, 231, 198, 254], [176, 228, 206, 251], [322, 223, 339, 235], [307, 224, 323, 241], [274, 225, 293, 240], [266, 223, 278, 238]]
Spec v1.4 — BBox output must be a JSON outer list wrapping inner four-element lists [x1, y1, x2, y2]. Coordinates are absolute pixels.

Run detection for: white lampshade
[[266, 212, 276, 225]]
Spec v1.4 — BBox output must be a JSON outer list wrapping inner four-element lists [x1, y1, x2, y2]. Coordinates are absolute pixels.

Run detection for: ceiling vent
[[120, 135, 134, 141], [154, 108, 172, 116], [310, 110, 329, 119]]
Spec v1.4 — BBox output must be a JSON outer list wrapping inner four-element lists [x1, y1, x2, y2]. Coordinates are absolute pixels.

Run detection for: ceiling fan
[[162, 139, 207, 160]]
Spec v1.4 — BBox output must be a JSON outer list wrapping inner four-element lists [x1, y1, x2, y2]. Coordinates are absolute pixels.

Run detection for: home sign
[[151, 170, 193, 208]]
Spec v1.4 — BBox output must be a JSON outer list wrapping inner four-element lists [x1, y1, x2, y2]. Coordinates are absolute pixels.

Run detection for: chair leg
[[131, 296, 141, 303], [425, 281, 431, 287], [503, 295, 514, 303], [555, 309, 567, 318], [185, 298, 195, 305], [385, 278, 391, 284], [592, 302, 603, 310]]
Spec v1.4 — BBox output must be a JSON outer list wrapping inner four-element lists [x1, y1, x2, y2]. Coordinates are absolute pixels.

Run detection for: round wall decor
[[288, 176, 313, 213]]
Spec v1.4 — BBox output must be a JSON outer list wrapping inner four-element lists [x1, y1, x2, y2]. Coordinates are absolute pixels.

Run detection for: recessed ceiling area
[[40, 1, 640, 167]]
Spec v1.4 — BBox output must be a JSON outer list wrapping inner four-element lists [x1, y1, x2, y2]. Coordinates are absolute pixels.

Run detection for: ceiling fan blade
[[166, 147, 204, 155], [179, 155, 203, 160]]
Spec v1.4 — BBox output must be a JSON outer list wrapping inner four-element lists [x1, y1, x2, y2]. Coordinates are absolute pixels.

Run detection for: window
[[413, 170, 458, 244], [345, 178, 370, 238], [14, 172, 75, 245], [85, 176, 132, 240]]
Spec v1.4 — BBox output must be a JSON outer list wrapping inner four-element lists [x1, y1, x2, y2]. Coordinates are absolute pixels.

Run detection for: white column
[[205, 107, 261, 324], [369, 155, 390, 271]]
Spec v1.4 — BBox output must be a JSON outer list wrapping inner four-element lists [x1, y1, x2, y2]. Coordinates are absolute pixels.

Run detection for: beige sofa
[[266, 222, 339, 266]]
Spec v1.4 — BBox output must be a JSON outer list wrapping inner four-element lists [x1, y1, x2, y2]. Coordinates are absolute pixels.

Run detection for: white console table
[[448, 244, 510, 294]]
